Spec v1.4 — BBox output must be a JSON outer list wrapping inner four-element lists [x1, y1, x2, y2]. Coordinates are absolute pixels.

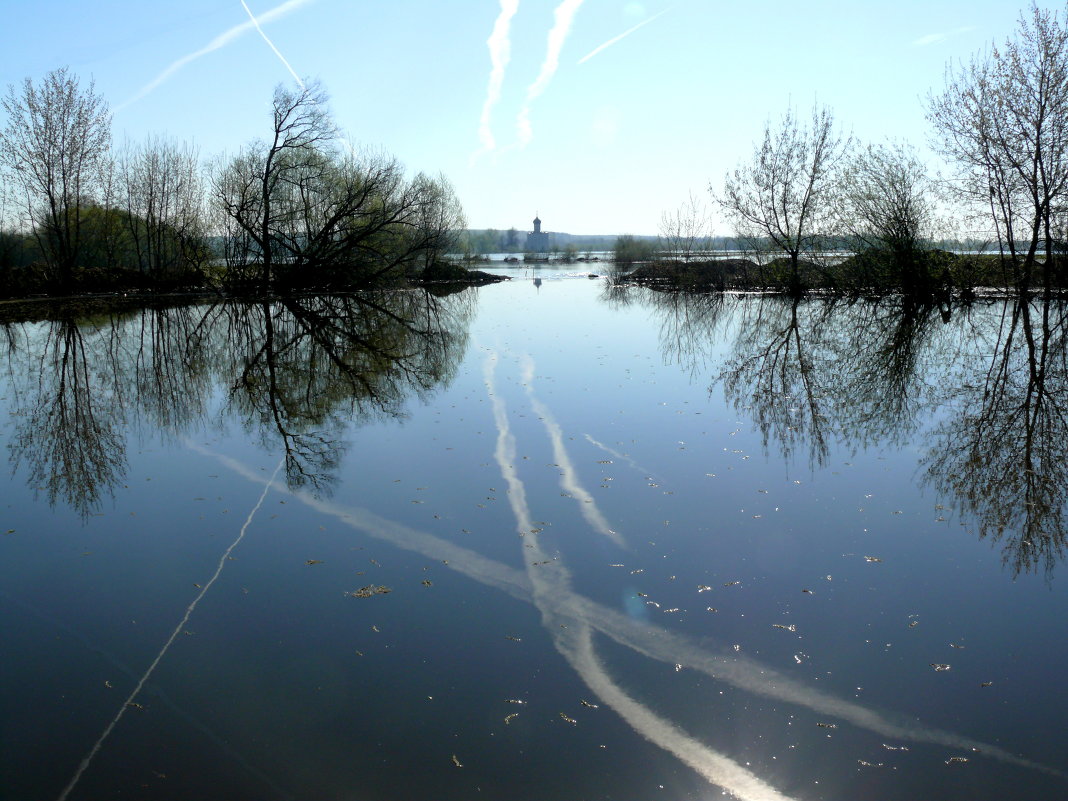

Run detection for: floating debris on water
[[980, 681, 993, 687], [706, 607, 718, 612], [858, 760, 885, 767], [505, 635, 521, 642], [772, 624, 797, 632], [930, 663, 952, 672], [347, 585, 392, 598], [452, 754, 463, 767], [559, 713, 577, 725], [126, 702, 145, 711], [421, 579, 433, 587], [505, 699, 527, 705], [945, 757, 969, 765], [802, 588, 813, 594], [580, 700, 598, 709], [949, 643, 965, 649], [697, 585, 712, 593], [504, 713, 519, 724], [863, 556, 883, 563], [816, 722, 837, 729], [305, 560, 323, 565], [882, 744, 909, 751], [724, 581, 741, 587]]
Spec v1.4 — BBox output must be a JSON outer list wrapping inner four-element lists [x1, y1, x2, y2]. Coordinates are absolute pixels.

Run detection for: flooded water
[[1, 273, 1066, 800]]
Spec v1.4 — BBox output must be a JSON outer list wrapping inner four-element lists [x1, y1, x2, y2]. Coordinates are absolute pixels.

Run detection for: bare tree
[[0, 67, 111, 288], [928, 2, 1068, 295], [836, 141, 937, 291], [212, 81, 338, 289], [716, 104, 849, 293], [659, 191, 714, 263], [119, 136, 207, 280]]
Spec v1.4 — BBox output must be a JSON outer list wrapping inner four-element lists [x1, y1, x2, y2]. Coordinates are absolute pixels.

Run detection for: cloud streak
[[577, 9, 669, 64], [912, 26, 974, 48], [476, 0, 521, 156], [517, 0, 586, 147], [117, 0, 314, 111]]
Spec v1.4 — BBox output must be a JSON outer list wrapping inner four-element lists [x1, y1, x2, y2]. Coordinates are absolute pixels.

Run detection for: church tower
[[526, 213, 549, 253]]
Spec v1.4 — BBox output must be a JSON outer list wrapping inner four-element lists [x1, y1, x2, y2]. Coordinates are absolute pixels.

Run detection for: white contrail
[[117, 0, 314, 110], [241, 0, 305, 87], [476, 0, 521, 155], [55, 458, 285, 801], [486, 352, 796, 801], [516, 0, 586, 147], [577, 9, 669, 64], [518, 354, 626, 548]]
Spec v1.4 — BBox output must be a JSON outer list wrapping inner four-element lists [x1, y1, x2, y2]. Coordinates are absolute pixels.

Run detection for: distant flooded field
[[1, 276, 1066, 800]]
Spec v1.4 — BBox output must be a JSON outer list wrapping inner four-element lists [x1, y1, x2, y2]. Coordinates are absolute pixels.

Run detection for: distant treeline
[[0, 71, 466, 298]]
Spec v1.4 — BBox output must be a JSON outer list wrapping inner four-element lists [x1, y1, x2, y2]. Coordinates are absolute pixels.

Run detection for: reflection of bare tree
[[829, 299, 947, 449], [1, 291, 473, 513], [9, 317, 126, 518], [715, 298, 836, 468], [923, 300, 1068, 577], [222, 290, 473, 492]]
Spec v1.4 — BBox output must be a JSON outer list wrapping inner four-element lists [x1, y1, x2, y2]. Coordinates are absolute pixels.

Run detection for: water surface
[[1, 275, 1066, 800]]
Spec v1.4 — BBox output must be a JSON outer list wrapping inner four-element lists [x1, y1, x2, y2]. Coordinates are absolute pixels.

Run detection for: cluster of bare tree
[[706, 3, 1068, 297], [0, 71, 465, 296], [212, 83, 464, 291]]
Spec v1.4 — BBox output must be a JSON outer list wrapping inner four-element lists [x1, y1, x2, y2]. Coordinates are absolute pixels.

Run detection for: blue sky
[[0, 1, 1056, 236]]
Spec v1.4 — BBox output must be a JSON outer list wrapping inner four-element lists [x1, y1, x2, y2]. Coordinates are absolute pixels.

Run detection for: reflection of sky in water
[[1, 283, 1067, 800]]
